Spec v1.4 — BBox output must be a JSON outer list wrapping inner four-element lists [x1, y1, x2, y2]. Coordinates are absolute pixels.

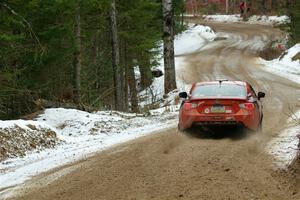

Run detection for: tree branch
[[0, 2, 44, 54]]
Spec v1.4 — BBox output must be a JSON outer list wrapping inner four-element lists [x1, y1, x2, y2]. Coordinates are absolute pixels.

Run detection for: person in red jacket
[[239, 1, 245, 15]]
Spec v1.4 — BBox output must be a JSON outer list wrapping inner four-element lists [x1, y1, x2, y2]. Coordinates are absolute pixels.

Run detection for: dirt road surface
[[6, 22, 300, 200]]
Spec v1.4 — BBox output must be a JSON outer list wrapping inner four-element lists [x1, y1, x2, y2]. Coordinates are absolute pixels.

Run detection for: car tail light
[[239, 103, 255, 110], [184, 102, 198, 110]]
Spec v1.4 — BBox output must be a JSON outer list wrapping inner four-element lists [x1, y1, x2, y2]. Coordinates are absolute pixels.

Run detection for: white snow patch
[[260, 45, 300, 167], [174, 24, 216, 56], [259, 44, 300, 84], [202, 14, 241, 23], [248, 15, 290, 25], [200, 15, 290, 25], [267, 110, 300, 168], [0, 120, 54, 131]]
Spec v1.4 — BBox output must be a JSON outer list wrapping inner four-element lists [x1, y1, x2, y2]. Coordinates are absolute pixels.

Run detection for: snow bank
[[202, 14, 241, 23], [0, 108, 177, 194], [248, 15, 290, 25], [38, 109, 130, 138], [261, 44, 299, 168], [259, 44, 300, 84], [201, 15, 290, 25], [0, 120, 59, 161], [267, 110, 300, 168], [175, 24, 216, 56]]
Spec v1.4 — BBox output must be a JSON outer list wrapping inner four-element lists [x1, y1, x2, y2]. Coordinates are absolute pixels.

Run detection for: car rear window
[[191, 84, 247, 98]]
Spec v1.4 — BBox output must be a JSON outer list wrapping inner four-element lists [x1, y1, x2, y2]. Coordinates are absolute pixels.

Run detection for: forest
[[0, 0, 184, 119], [0, 0, 299, 120]]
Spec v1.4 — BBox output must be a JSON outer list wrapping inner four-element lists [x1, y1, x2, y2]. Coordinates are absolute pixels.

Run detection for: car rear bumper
[[179, 109, 258, 130], [192, 121, 242, 126]]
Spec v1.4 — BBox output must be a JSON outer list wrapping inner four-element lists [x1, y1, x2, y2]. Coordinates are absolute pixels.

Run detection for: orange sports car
[[178, 80, 265, 132]]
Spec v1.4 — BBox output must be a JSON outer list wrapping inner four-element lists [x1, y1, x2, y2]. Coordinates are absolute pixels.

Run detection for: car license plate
[[211, 106, 225, 113]]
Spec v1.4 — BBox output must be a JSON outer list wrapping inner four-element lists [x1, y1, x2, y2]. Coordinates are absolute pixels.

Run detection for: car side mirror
[[258, 92, 265, 100], [179, 92, 188, 99]]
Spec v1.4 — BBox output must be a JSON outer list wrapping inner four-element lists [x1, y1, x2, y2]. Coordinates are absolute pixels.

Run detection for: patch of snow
[[267, 110, 300, 168], [200, 15, 290, 25], [134, 66, 140, 80], [0, 108, 177, 196], [259, 44, 300, 84], [202, 14, 241, 23], [0, 120, 53, 130], [174, 24, 216, 56], [248, 15, 290, 25], [259, 42, 300, 161]]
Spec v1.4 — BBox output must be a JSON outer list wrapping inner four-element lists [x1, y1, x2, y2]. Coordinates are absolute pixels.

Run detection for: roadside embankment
[[0, 121, 60, 161]]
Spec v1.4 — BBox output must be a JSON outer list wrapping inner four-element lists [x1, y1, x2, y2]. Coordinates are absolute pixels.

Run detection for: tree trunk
[[73, 1, 81, 104], [162, 0, 176, 94], [128, 64, 139, 113], [261, 0, 267, 12], [123, 41, 129, 112], [110, 0, 124, 111], [139, 52, 152, 89], [93, 30, 101, 92]]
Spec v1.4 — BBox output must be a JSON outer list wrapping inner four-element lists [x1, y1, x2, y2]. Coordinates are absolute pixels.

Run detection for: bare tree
[[138, 52, 152, 89], [73, 1, 81, 104], [128, 65, 139, 113], [110, 0, 125, 111], [162, 0, 176, 94]]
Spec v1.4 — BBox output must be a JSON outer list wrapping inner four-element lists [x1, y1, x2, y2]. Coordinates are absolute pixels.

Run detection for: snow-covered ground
[[267, 110, 300, 168], [259, 44, 300, 85], [187, 14, 290, 26], [0, 108, 177, 196], [174, 24, 216, 56], [260, 44, 300, 167]]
